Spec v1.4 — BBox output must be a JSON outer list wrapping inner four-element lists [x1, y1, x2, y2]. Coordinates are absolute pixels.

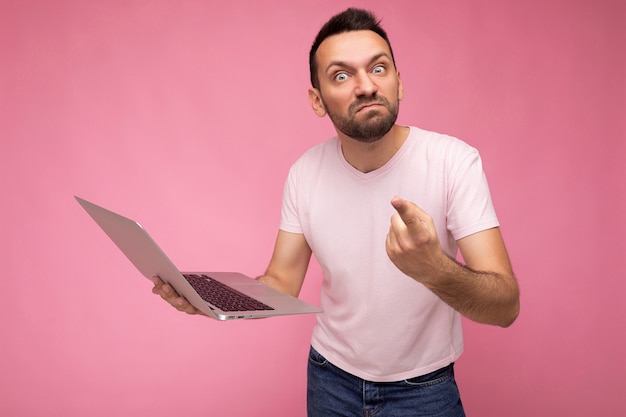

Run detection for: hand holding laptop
[[151, 275, 204, 315], [75, 196, 321, 320]]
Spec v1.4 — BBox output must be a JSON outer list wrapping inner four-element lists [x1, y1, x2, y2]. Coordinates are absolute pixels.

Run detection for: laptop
[[75, 196, 322, 320]]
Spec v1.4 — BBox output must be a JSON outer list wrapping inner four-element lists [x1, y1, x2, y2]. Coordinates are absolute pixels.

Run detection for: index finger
[[390, 197, 425, 228]]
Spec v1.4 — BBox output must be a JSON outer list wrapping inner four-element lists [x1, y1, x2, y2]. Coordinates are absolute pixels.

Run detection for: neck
[[338, 125, 410, 173]]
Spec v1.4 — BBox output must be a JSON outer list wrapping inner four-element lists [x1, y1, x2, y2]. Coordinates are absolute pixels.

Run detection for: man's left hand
[[385, 196, 446, 284]]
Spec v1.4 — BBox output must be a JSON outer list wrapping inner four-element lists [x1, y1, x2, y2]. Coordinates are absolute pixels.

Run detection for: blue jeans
[[307, 347, 466, 417]]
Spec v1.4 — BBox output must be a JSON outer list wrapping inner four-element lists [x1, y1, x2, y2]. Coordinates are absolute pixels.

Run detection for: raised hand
[[385, 196, 446, 284]]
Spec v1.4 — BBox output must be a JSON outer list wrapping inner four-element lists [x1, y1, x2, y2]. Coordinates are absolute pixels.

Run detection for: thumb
[[390, 196, 418, 227]]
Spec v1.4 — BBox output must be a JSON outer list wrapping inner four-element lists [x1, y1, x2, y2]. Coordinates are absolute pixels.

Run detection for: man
[[153, 8, 520, 416]]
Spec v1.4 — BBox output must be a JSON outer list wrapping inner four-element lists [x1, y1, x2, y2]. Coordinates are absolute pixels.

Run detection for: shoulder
[[406, 127, 481, 175], [300, 136, 338, 158], [289, 136, 339, 171], [410, 126, 478, 156]]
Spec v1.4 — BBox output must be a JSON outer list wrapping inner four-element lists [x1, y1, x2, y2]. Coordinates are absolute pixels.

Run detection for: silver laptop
[[75, 196, 322, 320]]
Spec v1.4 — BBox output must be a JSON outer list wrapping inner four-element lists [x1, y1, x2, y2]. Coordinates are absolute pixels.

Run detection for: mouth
[[358, 103, 380, 112], [354, 101, 384, 114], [351, 95, 390, 114]]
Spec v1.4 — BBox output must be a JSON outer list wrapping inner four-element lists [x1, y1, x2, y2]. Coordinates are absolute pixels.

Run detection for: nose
[[354, 71, 378, 97]]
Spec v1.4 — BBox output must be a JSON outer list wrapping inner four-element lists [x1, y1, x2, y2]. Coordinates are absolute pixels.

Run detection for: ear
[[397, 71, 404, 101], [308, 88, 327, 117]]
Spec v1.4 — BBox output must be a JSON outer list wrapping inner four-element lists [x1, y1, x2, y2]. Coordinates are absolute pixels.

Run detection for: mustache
[[348, 96, 390, 114]]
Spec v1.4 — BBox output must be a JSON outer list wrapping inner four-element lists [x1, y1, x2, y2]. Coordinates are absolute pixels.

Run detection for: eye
[[334, 72, 349, 82], [372, 65, 386, 75]]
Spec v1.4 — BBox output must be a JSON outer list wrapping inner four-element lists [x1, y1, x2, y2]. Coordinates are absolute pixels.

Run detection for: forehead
[[315, 30, 392, 69]]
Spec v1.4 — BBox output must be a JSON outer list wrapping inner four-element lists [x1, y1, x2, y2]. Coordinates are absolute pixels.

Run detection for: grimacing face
[[310, 30, 403, 143]]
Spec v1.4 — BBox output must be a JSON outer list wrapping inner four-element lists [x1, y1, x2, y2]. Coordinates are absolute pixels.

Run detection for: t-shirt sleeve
[[446, 148, 499, 240], [279, 163, 303, 234]]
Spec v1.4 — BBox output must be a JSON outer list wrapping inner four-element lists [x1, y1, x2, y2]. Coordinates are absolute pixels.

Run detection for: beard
[[322, 94, 400, 143]]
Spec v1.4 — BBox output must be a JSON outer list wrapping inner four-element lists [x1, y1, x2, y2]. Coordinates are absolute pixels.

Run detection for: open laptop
[[75, 196, 321, 320]]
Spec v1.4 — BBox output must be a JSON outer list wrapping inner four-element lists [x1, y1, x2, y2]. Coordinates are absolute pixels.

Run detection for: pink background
[[1, 0, 624, 416]]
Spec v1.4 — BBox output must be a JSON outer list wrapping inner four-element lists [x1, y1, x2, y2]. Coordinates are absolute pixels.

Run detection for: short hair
[[309, 8, 396, 89]]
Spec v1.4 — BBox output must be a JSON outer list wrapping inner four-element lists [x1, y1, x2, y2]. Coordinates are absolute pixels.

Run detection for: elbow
[[498, 292, 521, 328], [497, 273, 521, 328], [498, 304, 520, 328]]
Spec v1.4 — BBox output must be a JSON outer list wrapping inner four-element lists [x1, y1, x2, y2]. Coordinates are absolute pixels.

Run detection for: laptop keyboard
[[183, 274, 274, 312]]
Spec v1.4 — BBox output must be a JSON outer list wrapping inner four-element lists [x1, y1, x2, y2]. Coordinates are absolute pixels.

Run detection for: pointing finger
[[390, 196, 422, 228]]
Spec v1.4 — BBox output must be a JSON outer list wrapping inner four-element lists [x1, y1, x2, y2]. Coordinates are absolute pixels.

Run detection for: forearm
[[256, 273, 302, 298], [421, 255, 520, 327], [386, 198, 519, 327]]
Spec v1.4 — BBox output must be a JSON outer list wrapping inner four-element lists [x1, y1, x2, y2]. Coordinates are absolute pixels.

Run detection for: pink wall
[[1, 0, 624, 416]]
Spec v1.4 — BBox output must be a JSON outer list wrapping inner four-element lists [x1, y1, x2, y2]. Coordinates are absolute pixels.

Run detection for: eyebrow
[[324, 52, 392, 74]]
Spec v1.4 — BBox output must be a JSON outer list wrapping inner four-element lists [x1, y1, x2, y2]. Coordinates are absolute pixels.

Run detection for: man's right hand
[[151, 276, 206, 315]]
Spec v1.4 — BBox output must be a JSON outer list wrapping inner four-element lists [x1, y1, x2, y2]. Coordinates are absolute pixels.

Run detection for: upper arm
[[457, 227, 514, 277], [262, 230, 312, 297]]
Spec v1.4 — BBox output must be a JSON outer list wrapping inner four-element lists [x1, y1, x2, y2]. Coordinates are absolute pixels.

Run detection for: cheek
[[383, 80, 401, 100], [322, 93, 351, 115]]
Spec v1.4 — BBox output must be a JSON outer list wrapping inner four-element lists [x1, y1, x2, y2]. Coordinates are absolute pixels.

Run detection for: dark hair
[[309, 8, 396, 89]]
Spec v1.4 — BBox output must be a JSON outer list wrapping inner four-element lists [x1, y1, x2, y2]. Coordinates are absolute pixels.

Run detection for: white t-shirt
[[280, 126, 499, 382]]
